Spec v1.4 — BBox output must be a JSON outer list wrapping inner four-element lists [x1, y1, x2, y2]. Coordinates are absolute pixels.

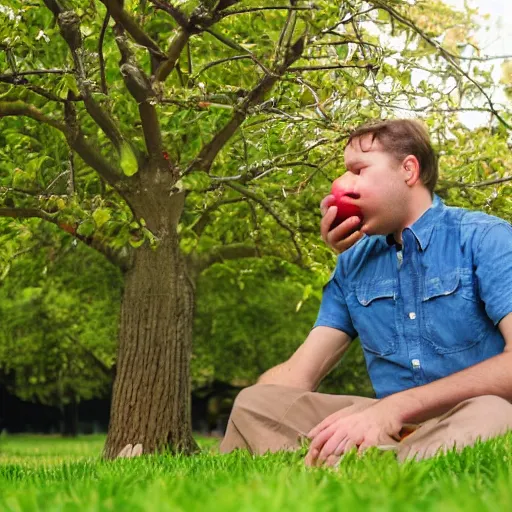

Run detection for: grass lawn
[[1, 433, 512, 511]]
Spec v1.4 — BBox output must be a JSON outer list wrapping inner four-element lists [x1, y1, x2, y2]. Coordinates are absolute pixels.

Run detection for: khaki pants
[[219, 384, 512, 462]]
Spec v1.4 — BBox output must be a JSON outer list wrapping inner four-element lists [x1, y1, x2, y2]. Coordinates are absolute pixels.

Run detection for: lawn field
[[1, 433, 512, 511]]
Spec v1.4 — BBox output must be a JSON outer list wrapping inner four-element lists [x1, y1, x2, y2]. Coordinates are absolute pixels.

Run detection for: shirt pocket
[[353, 279, 399, 356], [422, 270, 487, 354]]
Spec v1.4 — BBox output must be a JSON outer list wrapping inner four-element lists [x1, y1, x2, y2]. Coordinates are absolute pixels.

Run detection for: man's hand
[[320, 195, 364, 255], [305, 401, 403, 467]]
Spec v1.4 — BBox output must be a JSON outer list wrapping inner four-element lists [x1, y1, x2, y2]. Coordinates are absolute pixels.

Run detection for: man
[[219, 119, 512, 466]]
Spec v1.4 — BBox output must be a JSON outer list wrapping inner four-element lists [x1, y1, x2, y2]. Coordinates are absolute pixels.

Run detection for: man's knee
[[233, 384, 268, 409], [398, 395, 512, 462], [230, 384, 305, 423], [232, 384, 292, 411], [459, 394, 512, 416], [458, 395, 512, 426]]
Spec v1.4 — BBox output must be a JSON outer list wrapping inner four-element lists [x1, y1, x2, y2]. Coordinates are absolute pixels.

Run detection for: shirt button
[[411, 359, 421, 369], [408, 312, 417, 320]]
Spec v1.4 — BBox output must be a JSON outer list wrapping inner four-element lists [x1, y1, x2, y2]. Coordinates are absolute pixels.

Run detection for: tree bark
[[103, 232, 198, 458]]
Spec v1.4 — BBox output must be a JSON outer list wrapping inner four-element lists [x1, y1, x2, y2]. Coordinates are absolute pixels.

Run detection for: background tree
[[0, 0, 510, 458], [0, 220, 121, 433], [192, 257, 372, 397]]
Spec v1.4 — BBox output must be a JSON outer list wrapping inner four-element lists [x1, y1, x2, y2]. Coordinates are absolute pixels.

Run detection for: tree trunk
[[103, 232, 198, 458]]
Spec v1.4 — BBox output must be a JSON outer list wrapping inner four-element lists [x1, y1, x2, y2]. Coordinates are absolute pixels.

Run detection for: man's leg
[[219, 384, 376, 455], [397, 395, 512, 462]]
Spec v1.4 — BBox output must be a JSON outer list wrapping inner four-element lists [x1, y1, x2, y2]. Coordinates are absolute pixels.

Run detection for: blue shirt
[[314, 194, 512, 398]]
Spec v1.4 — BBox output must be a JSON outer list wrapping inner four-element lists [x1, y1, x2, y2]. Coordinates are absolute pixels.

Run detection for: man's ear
[[402, 155, 421, 186]]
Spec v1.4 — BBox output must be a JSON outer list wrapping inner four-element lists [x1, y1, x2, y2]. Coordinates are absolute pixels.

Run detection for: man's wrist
[[378, 391, 425, 424]]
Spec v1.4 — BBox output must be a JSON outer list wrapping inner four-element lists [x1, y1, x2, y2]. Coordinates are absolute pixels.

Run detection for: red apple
[[329, 176, 363, 231]]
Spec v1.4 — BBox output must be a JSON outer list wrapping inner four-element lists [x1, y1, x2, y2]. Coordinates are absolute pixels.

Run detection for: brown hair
[[346, 119, 438, 196]]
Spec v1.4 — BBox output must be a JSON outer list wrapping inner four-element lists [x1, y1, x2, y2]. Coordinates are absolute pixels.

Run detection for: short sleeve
[[474, 221, 512, 326], [313, 265, 358, 339]]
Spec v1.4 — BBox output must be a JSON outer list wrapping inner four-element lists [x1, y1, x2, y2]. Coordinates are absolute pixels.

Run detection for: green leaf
[[129, 237, 145, 248], [77, 219, 95, 237], [63, 74, 80, 97], [12, 168, 36, 191], [120, 143, 139, 177], [25, 155, 51, 175], [92, 208, 111, 228], [336, 44, 349, 61], [181, 172, 212, 191], [0, 263, 11, 281]]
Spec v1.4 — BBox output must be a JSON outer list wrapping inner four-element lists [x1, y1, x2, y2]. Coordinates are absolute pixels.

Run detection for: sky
[[446, 0, 511, 54], [444, 0, 511, 128]]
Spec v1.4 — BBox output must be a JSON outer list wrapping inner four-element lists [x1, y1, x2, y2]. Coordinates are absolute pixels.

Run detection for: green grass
[[1, 433, 512, 511]]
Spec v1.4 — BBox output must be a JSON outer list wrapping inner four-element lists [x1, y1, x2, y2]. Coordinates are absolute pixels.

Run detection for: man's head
[[342, 119, 438, 238]]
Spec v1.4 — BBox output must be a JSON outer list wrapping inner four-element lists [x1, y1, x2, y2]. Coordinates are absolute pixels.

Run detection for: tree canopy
[[1, 0, 510, 272]]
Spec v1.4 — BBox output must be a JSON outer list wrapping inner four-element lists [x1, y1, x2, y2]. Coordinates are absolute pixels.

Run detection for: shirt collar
[[385, 194, 444, 252]]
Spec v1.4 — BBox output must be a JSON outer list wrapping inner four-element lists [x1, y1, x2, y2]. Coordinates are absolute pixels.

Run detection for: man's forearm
[[257, 361, 314, 390], [257, 363, 287, 384], [383, 351, 512, 424]]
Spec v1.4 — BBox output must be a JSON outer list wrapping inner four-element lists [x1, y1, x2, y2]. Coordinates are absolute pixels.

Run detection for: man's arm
[[257, 326, 352, 391], [305, 314, 512, 466], [384, 312, 512, 424]]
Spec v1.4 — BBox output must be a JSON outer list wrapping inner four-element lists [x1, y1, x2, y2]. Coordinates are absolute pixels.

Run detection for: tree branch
[[373, 1, 512, 131], [191, 55, 252, 80], [71, 336, 114, 377], [454, 54, 512, 62], [311, 38, 380, 49], [30, 85, 75, 103], [185, 34, 307, 175], [468, 176, 512, 188], [203, 28, 272, 75], [222, 6, 315, 17], [0, 100, 123, 190], [225, 182, 302, 264], [438, 175, 512, 190], [373, 101, 501, 115], [0, 186, 68, 200], [0, 207, 56, 223], [114, 28, 167, 166], [49, 7, 129, 153], [191, 243, 260, 274], [274, 7, 297, 67], [0, 100, 64, 130], [0, 206, 132, 271], [153, 0, 271, 83], [148, 0, 189, 28], [99, 0, 167, 67], [214, 0, 243, 11], [339, 7, 378, 26], [289, 63, 379, 72], [0, 69, 71, 80], [67, 148, 76, 195], [320, 7, 378, 35], [192, 197, 246, 237], [155, 27, 190, 82], [99, 12, 110, 95], [0, 78, 82, 104]]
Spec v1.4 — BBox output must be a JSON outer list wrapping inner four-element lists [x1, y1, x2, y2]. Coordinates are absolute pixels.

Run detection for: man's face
[[343, 134, 409, 236]]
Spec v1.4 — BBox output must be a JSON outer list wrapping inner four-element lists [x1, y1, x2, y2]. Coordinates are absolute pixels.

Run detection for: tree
[[0, 0, 510, 458], [0, 220, 121, 434]]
